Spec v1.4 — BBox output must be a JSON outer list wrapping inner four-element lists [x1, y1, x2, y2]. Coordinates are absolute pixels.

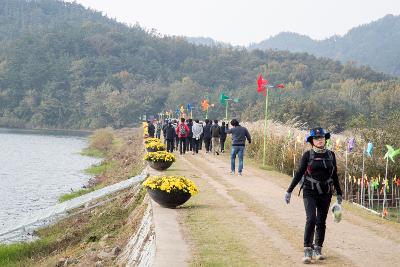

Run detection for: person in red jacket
[[176, 117, 190, 155]]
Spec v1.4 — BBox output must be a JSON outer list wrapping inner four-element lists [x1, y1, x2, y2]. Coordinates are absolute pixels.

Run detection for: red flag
[[276, 84, 285, 89], [257, 74, 268, 96]]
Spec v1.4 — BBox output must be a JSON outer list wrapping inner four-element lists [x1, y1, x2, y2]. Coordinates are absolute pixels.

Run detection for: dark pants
[[220, 137, 226, 152], [204, 138, 211, 152], [187, 137, 193, 151], [193, 138, 200, 153], [179, 137, 187, 154], [303, 192, 332, 247], [199, 135, 203, 150], [166, 139, 174, 152], [175, 136, 179, 149]]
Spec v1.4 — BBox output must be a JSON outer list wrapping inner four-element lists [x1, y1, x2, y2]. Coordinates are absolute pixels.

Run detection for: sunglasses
[[313, 136, 325, 140]]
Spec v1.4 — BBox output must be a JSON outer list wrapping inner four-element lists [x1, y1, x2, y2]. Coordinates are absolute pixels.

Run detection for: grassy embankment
[[0, 127, 146, 266]]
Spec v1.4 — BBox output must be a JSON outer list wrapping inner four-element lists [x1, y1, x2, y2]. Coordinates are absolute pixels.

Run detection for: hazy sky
[[67, 0, 400, 46]]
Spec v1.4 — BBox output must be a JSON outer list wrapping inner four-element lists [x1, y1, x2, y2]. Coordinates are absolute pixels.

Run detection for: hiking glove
[[285, 192, 291, 204], [337, 195, 343, 205]]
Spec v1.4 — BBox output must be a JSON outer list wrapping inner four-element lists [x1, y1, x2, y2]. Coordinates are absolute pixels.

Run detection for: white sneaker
[[238, 172, 242, 176], [230, 171, 235, 175]]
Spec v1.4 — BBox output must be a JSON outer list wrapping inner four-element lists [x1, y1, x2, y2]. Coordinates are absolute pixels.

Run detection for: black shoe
[[216, 151, 219, 155]]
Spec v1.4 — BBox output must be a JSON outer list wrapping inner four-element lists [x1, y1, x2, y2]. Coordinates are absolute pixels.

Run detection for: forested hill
[[0, 0, 398, 132], [249, 15, 400, 76]]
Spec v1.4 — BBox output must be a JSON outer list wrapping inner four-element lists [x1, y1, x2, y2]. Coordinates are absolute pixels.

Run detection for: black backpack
[[211, 125, 220, 137], [298, 149, 335, 195]]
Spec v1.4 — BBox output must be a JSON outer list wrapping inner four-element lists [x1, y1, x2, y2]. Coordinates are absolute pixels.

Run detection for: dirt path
[[178, 151, 400, 267]]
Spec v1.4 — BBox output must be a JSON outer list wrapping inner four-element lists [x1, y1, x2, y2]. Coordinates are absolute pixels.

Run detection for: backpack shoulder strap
[[327, 150, 333, 160], [308, 149, 315, 166], [327, 149, 335, 178]]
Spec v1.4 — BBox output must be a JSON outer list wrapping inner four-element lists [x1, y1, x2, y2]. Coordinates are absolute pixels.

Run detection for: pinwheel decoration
[[201, 99, 209, 111], [365, 142, 373, 157], [335, 139, 341, 151], [347, 138, 355, 152], [371, 179, 380, 190], [257, 74, 268, 96], [220, 93, 230, 105], [395, 177, 400, 187], [384, 145, 400, 162], [256, 68, 285, 167]]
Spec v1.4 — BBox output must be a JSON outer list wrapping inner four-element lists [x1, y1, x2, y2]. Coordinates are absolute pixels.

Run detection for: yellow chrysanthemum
[[145, 141, 166, 150], [144, 151, 176, 162], [142, 175, 199, 196]]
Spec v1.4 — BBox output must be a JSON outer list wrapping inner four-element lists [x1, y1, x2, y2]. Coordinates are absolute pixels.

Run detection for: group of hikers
[[147, 118, 342, 264], [146, 117, 251, 176]]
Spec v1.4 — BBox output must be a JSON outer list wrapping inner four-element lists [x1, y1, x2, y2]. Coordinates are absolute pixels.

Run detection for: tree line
[[0, 0, 399, 134]]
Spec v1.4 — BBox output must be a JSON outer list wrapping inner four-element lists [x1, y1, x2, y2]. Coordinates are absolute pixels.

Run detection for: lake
[[0, 128, 99, 236]]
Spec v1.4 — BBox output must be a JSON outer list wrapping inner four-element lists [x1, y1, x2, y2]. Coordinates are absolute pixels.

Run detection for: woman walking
[[284, 127, 342, 264]]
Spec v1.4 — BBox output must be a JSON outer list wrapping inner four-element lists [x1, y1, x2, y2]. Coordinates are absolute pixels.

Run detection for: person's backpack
[[298, 149, 335, 195], [179, 124, 187, 136], [211, 125, 220, 137]]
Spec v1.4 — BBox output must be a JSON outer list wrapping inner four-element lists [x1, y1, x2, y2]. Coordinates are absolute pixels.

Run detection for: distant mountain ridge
[[249, 14, 400, 76], [186, 36, 234, 48]]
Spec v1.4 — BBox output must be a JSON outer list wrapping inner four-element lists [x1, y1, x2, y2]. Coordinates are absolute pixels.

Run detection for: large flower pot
[[147, 160, 173, 171], [147, 188, 191, 208]]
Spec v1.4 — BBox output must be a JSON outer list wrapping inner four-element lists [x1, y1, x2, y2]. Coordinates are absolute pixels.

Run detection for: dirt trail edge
[[149, 169, 190, 267], [179, 152, 400, 267]]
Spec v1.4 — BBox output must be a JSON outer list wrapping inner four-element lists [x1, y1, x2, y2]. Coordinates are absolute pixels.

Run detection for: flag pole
[[225, 100, 229, 121], [383, 157, 389, 218], [361, 145, 366, 206], [263, 88, 269, 167]]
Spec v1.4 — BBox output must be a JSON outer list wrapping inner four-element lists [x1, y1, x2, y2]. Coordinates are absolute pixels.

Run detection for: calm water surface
[[0, 128, 99, 231]]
